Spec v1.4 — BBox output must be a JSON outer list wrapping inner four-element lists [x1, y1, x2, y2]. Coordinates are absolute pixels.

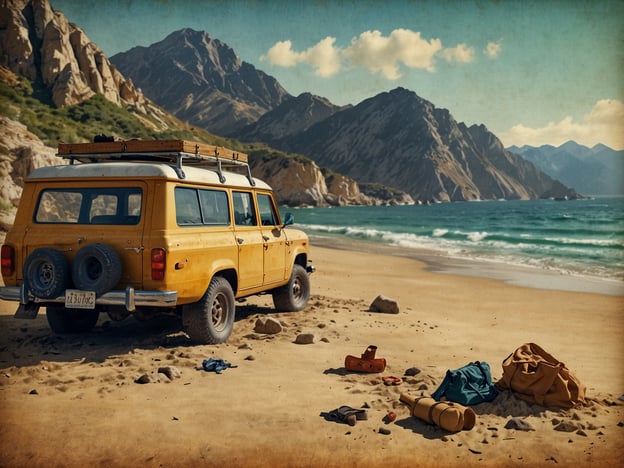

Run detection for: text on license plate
[[65, 290, 96, 309]]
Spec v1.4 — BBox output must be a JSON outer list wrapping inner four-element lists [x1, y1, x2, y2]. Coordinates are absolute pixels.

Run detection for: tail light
[[1, 245, 14, 276], [151, 248, 166, 280]]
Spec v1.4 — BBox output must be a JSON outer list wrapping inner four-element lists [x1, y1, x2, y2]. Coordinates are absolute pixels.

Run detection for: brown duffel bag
[[497, 343, 586, 408]]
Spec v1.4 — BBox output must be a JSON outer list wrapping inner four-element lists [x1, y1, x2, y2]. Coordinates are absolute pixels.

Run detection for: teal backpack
[[432, 361, 498, 405]]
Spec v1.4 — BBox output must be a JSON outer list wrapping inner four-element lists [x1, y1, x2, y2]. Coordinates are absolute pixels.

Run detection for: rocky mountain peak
[[0, 0, 146, 110], [111, 28, 291, 135], [234, 92, 349, 143]]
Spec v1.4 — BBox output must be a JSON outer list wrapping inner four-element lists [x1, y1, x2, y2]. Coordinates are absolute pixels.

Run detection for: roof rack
[[57, 139, 254, 185]]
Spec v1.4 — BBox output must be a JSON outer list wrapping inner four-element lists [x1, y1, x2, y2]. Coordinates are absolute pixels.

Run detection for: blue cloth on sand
[[202, 358, 237, 374]]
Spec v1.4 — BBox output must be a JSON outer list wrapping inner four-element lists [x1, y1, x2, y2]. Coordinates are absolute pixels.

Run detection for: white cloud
[[500, 99, 624, 150], [260, 28, 485, 79], [305, 37, 342, 77], [440, 43, 475, 63], [345, 29, 442, 78], [260, 40, 304, 67], [260, 37, 341, 77], [484, 41, 502, 58]]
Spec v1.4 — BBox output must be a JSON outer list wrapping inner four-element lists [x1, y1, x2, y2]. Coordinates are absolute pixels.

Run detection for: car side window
[[175, 187, 230, 226], [232, 191, 257, 226], [257, 193, 279, 226], [199, 189, 230, 225], [175, 187, 202, 225]]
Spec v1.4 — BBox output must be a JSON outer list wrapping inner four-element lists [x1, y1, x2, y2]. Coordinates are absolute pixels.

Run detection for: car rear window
[[35, 188, 142, 224]]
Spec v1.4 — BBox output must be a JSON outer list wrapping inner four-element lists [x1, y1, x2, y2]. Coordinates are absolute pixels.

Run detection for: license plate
[[65, 289, 96, 309]]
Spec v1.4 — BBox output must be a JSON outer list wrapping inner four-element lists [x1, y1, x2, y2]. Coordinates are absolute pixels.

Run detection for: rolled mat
[[400, 393, 476, 432]]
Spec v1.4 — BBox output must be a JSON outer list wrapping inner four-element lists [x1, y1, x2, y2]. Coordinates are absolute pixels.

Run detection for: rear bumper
[[0, 285, 178, 311]]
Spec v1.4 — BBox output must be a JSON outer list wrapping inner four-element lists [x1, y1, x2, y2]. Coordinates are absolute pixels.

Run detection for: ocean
[[287, 196, 624, 294]]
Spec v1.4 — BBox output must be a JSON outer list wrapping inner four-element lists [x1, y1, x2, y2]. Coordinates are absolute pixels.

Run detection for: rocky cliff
[[0, 115, 57, 230], [247, 150, 411, 207], [110, 29, 290, 135], [0, 0, 146, 111]]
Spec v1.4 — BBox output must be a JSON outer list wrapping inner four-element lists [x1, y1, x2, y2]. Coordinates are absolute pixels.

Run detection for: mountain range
[[2, 0, 593, 208], [507, 142, 623, 195], [110, 28, 579, 202]]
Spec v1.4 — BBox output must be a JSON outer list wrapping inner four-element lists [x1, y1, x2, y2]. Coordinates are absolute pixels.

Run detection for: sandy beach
[[0, 241, 622, 467]]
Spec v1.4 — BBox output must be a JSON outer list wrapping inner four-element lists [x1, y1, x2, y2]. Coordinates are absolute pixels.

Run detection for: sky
[[51, 0, 624, 150]]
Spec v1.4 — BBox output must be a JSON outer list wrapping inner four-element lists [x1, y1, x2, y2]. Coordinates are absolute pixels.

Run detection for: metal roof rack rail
[[57, 139, 254, 185]]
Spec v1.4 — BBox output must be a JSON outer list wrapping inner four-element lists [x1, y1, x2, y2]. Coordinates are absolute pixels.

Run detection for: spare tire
[[23, 248, 69, 299], [72, 243, 122, 295]]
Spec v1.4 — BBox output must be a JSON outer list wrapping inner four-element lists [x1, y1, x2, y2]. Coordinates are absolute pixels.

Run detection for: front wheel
[[272, 264, 310, 311], [45, 305, 100, 333], [183, 277, 235, 344]]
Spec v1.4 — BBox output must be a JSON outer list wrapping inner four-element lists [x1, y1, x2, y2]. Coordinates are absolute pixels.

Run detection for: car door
[[232, 191, 264, 290], [256, 192, 287, 285]]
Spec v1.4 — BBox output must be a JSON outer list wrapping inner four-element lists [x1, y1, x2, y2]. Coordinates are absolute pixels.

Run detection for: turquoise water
[[287, 197, 624, 282]]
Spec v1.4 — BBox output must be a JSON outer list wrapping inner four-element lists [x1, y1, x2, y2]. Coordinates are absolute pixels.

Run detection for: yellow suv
[[0, 139, 314, 344]]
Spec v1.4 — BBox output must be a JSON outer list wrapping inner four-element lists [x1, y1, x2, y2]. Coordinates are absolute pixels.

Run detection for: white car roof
[[28, 162, 271, 190]]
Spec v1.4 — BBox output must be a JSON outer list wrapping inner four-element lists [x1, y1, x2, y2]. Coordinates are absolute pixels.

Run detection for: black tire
[[72, 243, 122, 295], [45, 304, 99, 333], [183, 276, 235, 344], [23, 248, 69, 299], [272, 264, 310, 311]]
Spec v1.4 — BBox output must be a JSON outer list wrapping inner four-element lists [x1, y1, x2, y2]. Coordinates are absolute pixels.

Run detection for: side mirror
[[283, 212, 294, 227]]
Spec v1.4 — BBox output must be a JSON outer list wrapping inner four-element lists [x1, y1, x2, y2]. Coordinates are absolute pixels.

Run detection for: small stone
[[29, 389, 38, 395], [554, 421, 578, 432], [576, 429, 588, 437], [504, 417, 535, 431], [369, 295, 400, 314], [244, 355, 255, 361], [320, 337, 330, 343], [238, 343, 253, 350], [157, 366, 181, 380], [378, 427, 391, 435], [294, 333, 315, 344], [404, 367, 422, 376], [254, 317, 283, 334], [135, 373, 153, 384]]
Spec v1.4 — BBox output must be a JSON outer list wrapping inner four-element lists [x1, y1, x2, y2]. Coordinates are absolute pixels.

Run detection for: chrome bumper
[[0, 285, 178, 311]]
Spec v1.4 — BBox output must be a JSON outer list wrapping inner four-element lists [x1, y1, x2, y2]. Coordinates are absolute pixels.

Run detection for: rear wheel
[[46, 305, 100, 333], [24, 248, 69, 299], [183, 277, 235, 344], [272, 264, 310, 311]]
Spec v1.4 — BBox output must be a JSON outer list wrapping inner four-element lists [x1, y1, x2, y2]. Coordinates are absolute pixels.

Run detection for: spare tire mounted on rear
[[72, 243, 122, 294]]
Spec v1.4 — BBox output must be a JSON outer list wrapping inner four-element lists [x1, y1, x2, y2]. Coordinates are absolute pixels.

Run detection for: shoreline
[[308, 234, 624, 297]]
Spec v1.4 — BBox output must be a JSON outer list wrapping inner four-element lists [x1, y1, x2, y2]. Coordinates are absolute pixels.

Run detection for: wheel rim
[[211, 292, 228, 330], [36, 261, 55, 288], [292, 275, 303, 301]]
